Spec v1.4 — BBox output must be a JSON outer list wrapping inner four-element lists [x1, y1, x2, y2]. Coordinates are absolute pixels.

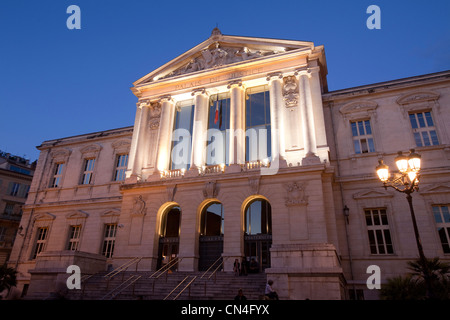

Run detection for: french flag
[[214, 99, 219, 124]]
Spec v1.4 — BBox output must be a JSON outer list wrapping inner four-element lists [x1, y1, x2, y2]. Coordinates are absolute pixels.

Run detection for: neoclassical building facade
[[8, 29, 450, 300]]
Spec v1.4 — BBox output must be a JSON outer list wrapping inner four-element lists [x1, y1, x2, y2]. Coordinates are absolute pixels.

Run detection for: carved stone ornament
[[203, 181, 218, 199], [248, 177, 261, 195], [160, 43, 277, 80], [149, 118, 160, 130], [131, 195, 146, 215], [150, 102, 162, 118], [283, 76, 299, 108], [284, 182, 308, 207]]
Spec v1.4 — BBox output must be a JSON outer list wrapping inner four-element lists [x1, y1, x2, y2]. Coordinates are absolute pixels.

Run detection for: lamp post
[[376, 149, 433, 298]]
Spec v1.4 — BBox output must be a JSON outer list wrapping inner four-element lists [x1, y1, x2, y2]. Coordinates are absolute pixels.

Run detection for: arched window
[[245, 199, 272, 235], [200, 202, 224, 236], [161, 206, 181, 237]]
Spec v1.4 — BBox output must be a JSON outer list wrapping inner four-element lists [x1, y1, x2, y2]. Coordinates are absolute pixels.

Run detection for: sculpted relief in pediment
[[159, 43, 280, 80]]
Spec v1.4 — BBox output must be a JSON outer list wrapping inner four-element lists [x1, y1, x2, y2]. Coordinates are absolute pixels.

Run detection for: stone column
[[296, 69, 320, 165], [190, 89, 209, 170], [308, 66, 328, 152], [267, 72, 286, 162], [156, 96, 175, 172], [127, 99, 150, 181], [228, 81, 246, 166]]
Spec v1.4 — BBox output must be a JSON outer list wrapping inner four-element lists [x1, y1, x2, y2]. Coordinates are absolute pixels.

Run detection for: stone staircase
[[65, 271, 267, 300]]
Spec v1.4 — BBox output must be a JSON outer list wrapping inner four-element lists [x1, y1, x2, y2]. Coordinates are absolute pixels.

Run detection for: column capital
[[294, 67, 315, 78], [191, 88, 209, 97], [266, 72, 283, 82], [227, 80, 243, 90], [136, 99, 150, 109], [159, 95, 175, 104]]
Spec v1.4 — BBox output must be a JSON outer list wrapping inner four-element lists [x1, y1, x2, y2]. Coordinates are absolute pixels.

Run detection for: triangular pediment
[[134, 28, 315, 86], [353, 189, 394, 199], [420, 183, 450, 195], [66, 210, 89, 220]]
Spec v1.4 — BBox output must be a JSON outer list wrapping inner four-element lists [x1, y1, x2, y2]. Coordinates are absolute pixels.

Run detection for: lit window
[[51, 163, 65, 187], [81, 159, 95, 185], [67, 225, 82, 251], [207, 94, 230, 165], [245, 86, 271, 162], [102, 224, 117, 258], [171, 104, 195, 170], [351, 120, 375, 154], [409, 111, 439, 147], [114, 154, 128, 181], [432, 205, 450, 254], [32, 227, 48, 259], [364, 208, 394, 254]]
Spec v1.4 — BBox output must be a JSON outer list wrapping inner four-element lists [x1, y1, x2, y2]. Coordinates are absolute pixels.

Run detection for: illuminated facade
[[8, 29, 450, 300]]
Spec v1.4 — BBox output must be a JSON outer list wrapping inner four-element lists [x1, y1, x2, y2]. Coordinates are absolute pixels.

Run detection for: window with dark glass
[[51, 163, 64, 187], [32, 227, 48, 259], [81, 159, 95, 185], [245, 200, 272, 235], [245, 86, 271, 162], [409, 111, 439, 147], [67, 225, 81, 251], [161, 206, 181, 237], [351, 120, 375, 154], [200, 202, 224, 236], [364, 208, 394, 254], [102, 223, 117, 258], [171, 103, 195, 170], [114, 154, 128, 181], [432, 205, 450, 253]]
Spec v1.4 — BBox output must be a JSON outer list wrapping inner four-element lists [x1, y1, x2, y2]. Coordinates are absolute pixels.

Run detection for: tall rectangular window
[[114, 154, 128, 181], [81, 159, 95, 185], [245, 86, 271, 162], [102, 223, 117, 258], [51, 163, 65, 188], [364, 208, 394, 254], [409, 111, 439, 147], [171, 104, 195, 170], [432, 205, 450, 253], [32, 227, 48, 259], [67, 225, 82, 251], [8, 182, 20, 197], [207, 94, 230, 166], [351, 120, 375, 154]]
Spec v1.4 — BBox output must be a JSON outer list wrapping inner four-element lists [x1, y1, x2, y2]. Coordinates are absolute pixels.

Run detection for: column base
[[302, 153, 321, 166]]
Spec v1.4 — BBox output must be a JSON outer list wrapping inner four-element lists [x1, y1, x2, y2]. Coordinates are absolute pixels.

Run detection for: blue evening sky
[[1, 0, 449, 162]]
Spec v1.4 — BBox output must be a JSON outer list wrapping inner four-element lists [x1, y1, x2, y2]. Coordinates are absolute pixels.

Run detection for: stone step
[[66, 271, 266, 300]]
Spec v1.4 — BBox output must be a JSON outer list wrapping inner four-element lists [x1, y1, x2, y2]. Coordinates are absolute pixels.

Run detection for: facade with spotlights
[[7, 29, 450, 300]]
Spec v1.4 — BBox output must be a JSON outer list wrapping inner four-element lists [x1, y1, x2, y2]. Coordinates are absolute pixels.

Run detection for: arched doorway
[[198, 202, 224, 271], [157, 205, 181, 269], [244, 199, 272, 272]]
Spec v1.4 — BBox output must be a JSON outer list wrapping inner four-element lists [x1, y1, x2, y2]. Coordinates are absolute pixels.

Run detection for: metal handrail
[[202, 257, 227, 296], [173, 276, 197, 300], [104, 257, 142, 280], [101, 274, 141, 300], [149, 257, 182, 279], [208, 257, 227, 281], [108, 275, 142, 300], [163, 276, 189, 300], [199, 256, 223, 279]]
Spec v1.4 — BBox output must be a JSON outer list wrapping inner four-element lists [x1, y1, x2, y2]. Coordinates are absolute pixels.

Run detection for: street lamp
[[376, 149, 432, 298]]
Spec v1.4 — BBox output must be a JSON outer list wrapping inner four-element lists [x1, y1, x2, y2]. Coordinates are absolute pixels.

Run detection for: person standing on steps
[[233, 259, 241, 276]]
